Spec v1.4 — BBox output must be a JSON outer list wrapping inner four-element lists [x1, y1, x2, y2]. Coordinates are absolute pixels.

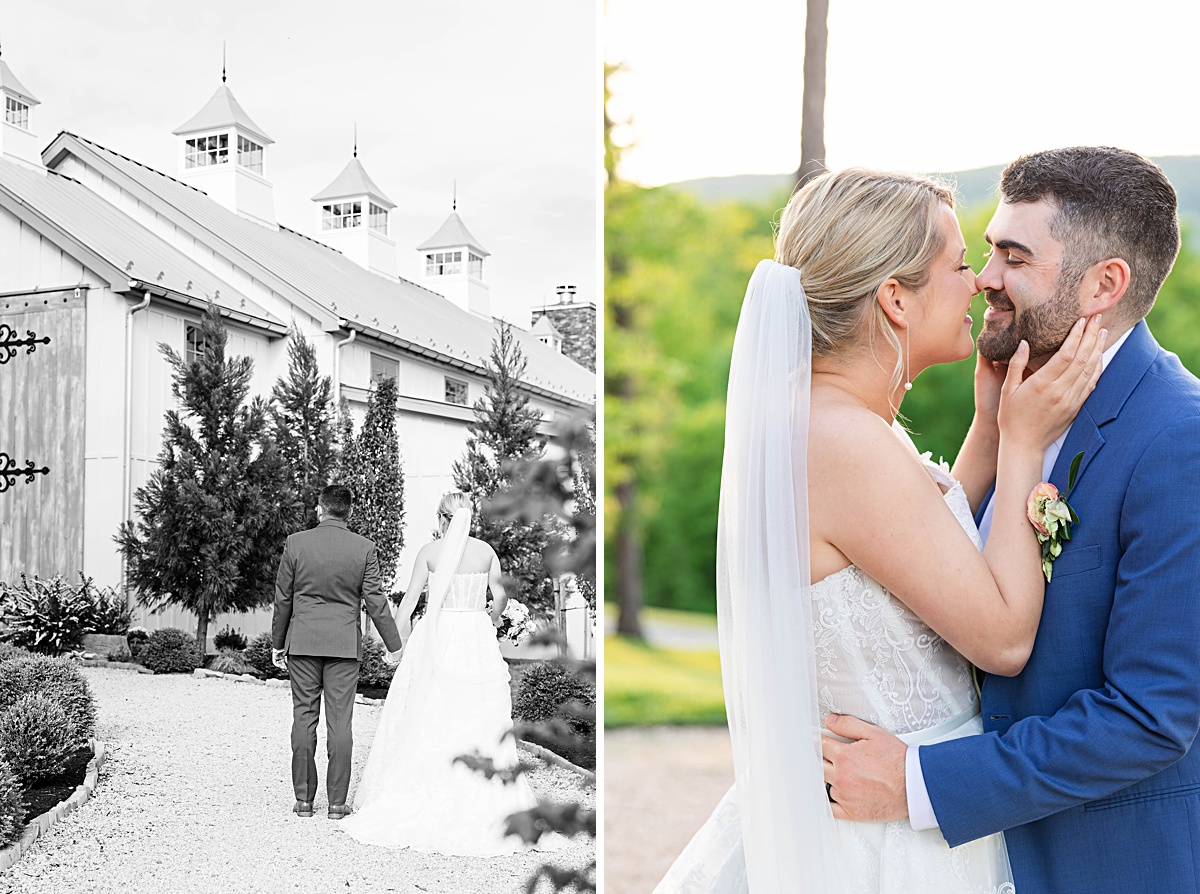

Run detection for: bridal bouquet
[[495, 598, 538, 644]]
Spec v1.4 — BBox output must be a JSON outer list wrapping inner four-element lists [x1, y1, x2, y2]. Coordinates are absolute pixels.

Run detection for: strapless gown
[[654, 454, 1016, 893], [339, 572, 560, 855]]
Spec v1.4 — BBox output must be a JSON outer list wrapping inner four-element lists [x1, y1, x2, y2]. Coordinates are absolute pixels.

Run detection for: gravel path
[[604, 726, 732, 894], [0, 667, 594, 894]]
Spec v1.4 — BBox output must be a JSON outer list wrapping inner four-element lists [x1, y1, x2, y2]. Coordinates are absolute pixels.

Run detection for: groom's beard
[[976, 281, 1082, 363]]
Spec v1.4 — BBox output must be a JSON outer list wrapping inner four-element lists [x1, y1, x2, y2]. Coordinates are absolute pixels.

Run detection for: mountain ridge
[[666, 157, 1200, 225]]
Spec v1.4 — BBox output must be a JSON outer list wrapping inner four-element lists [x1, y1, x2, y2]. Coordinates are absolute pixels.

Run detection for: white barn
[[0, 61, 594, 645]]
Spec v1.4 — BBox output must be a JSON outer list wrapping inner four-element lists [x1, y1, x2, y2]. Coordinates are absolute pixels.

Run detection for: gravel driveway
[[0, 667, 594, 894], [604, 726, 732, 894]]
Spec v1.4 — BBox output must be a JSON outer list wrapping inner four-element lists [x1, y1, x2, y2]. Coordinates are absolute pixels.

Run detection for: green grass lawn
[[603, 602, 721, 629], [604, 634, 726, 728]]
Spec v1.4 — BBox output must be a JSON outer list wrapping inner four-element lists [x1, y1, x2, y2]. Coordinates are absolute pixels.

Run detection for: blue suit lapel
[[1049, 320, 1159, 492]]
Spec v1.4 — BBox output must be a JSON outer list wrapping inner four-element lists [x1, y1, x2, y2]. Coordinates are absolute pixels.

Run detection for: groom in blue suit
[[824, 147, 1200, 892]]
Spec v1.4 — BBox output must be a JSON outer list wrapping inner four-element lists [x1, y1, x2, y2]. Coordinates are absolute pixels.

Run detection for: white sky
[[606, 0, 1200, 186], [3, 0, 598, 325]]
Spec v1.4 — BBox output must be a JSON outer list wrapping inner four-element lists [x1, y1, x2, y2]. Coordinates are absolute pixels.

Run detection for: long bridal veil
[[716, 259, 846, 892]]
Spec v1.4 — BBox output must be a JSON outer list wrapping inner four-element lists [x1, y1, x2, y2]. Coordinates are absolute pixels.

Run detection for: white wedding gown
[[339, 571, 559, 855], [655, 454, 1015, 893]]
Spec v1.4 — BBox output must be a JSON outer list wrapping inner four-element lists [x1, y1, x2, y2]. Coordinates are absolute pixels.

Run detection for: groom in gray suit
[[271, 484, 402, 819]]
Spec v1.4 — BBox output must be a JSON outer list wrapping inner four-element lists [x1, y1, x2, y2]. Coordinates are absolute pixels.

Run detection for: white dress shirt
[[906, 327, 1133, 832]]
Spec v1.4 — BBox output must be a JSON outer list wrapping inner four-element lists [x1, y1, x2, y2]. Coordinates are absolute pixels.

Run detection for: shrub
[[358, 638, 397, 690], [213, 626, 248, 651], [0, 642, 32, 664], [88, 584, 133, 635], [0, 694, 78, 784], [0, 656, 97, 740], [207, 647, 255, 675], [140, 628, 201, 674], [513, 660, 596, 736], [244, 632, 288, 680], [126, 627, 149, 663], [106, 646, 133, 663], [0, 752, 24, 846], [0, 573, 94, 654]]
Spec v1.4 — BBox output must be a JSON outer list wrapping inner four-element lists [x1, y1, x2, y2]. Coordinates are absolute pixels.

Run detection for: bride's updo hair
[[775, 168, 955, 389], [437, 491, 471, 525]]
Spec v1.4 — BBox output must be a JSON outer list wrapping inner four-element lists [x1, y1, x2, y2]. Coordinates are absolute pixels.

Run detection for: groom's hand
[[271, 648, 288, 672], [821, 714, 908, 823], [384, 648, 402, 666]]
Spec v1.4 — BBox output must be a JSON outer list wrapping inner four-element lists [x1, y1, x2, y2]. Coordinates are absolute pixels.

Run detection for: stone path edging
[[79, 658, 152, 674], [518, 740, 595, 783], [0, 738, 107, 872]]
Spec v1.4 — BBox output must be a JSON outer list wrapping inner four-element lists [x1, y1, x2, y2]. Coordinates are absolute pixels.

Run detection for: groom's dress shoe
[[293, 800, 314, 817], [328, 804, 352, 820]]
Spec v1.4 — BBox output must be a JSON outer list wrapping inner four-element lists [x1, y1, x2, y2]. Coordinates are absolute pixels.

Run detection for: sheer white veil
[[717, 259, 845, 892], [425, 506, 472, 635]]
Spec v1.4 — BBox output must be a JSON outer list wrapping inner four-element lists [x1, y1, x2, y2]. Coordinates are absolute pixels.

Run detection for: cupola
[[173, 62, 276, 228], [312, 140, 397, 277], [417, 196, 491, 317], [0, 45, 42, 168]]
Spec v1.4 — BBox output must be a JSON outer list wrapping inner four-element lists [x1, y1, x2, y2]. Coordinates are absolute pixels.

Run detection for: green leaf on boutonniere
[[1066, 451, 1084, 496], [1067, 502, 1079, 525]]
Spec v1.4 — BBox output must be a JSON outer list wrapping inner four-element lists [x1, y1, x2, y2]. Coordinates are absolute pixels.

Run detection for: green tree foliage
[[116, 302, 300, 651], [339, 376, 405, 587], [607, 187, 1200, 618], [605, 182, 777, 616], [270, 328, 338, 529], [453, 322, 553, 613]]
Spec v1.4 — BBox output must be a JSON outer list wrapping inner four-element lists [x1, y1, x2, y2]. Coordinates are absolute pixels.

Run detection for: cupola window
[[369, 203, 388, 234], [468, 252, 483, 279], [185, 134, 229, 168], [237, 135, 264, 174], [323, 201, 362, 230], [425, 250, 462, 276], [4, 96, 29, 130]]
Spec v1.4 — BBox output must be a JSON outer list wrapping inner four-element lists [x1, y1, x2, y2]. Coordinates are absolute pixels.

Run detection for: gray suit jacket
[[271, 518, 402, 659]]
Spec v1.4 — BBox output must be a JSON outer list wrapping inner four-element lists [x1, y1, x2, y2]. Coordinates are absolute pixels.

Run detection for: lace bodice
[[441, 571, 489, 612], [813, 452, 981, 736]]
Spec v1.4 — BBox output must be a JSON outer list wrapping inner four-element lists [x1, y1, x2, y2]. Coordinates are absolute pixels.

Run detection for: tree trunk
[[196, 613, 209, 661], [797, 0, 829, 189], [614, 478, 645, 639]]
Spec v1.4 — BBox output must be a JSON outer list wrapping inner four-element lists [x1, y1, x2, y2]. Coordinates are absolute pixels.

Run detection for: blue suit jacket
[[921, 321, 1200, 893]]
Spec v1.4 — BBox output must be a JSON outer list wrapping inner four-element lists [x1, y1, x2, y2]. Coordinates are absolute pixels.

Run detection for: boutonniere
[[1027, 451, 1084, 583]]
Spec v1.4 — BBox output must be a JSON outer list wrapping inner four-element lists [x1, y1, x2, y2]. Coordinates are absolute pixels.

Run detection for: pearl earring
[[903, 325, 913, 392]]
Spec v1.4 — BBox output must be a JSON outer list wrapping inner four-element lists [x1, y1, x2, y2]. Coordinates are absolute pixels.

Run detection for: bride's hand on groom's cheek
[[821, 714, 909, 823], [972, 350, 1007, 428]]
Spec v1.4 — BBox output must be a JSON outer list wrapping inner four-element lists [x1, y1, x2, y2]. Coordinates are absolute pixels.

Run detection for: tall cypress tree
[[341, 376, 405, 587], [453, 322, 552, 611], [270, 328, 337, 529], [116, 302, 300, 653]]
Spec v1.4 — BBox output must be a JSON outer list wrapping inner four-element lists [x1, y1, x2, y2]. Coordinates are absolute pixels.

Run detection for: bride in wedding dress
[[339, 492, 559, 855], [654, 169, 1105, 893]]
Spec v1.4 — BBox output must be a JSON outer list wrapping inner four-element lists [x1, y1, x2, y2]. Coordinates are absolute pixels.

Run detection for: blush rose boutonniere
[[1027, 451, 1084, 583]]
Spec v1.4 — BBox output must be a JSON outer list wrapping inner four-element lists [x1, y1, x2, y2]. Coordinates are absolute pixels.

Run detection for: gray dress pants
[[287, 654, 359, 805]]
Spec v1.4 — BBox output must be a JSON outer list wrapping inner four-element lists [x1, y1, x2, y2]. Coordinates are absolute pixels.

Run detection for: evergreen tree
[[116, 302, 300, 653], [334, 395, 358, 480], [341, 377, 405, 587], [454, 322, 552, 612], [270, 328, 337, 528]]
